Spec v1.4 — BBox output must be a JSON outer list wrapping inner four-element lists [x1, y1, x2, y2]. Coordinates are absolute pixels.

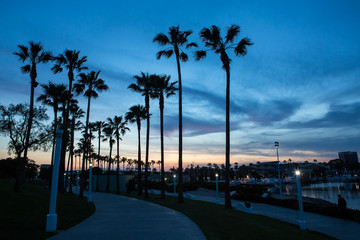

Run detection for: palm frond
[[194, 51, 207, 61], [179, 52, 188, 62], [153, 33, 170, 45], [225, 25, 240, 44], [186, 42, 198, 49], [21, 65, 31, 73], [234, 37, 253, 56]]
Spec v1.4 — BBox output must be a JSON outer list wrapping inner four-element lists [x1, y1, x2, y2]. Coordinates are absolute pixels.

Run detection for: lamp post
[[275, 141, 282, 198], [295, 170, 306, 230], [88, 161, 93, 202], [173, 174, 176, 193], [46, 129, 63, 232], [76, 171, 79, 195], [63, 173, 66, 191], [215, 173, 219, 204]]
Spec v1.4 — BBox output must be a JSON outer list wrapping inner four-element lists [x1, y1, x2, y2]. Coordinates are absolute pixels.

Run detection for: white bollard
[[46, 129, 63, 232]]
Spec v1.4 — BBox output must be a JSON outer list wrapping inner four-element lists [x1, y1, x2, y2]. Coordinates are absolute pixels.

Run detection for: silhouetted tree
[[153, 26, 197, 203], [128, 72, 153, 197], [150, 74, 178, 199], [125, 105, 147, 196], [195, 25, 253, 208], [52, 49, 87, 193], [74, 70, 108, 198]]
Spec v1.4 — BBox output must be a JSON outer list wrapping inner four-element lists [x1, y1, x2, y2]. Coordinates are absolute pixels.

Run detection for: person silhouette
[[338, 194, 347, 218]]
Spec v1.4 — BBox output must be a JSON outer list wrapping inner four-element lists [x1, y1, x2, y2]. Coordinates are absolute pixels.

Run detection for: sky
[[0, 0, 360, 169]]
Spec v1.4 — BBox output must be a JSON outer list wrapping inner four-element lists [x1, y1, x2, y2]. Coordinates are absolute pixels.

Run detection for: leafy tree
[[52, 49, 87, 192], [128, 72, 153, 198], [0, 103, 51, 190], [195, 25, 253, 208], [125, 105, 147, 196], [73, 70, 108, 198], [150, 74, 178, 199], [106, 115, 129, 194]]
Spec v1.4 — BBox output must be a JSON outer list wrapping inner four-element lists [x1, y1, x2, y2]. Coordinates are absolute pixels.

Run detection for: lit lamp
[[173, 174, 176, 193], [274, 141, 282, 198], [295, 170, 306, 230], [63, 173, 66, 191], [215, 173, 219, 204], [88, 162, 93, 202]]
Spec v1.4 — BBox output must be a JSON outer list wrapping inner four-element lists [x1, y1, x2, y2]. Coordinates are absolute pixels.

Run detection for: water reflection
[[284, 182, 360, 210]]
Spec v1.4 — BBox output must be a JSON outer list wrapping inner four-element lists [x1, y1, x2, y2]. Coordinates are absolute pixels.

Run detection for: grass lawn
[[0, 179, 95, 240], [123, 193, 335, 240]]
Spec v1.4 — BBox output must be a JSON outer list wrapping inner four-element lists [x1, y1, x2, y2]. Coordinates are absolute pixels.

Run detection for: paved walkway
[[48, 192, 206, 240], [182, 189, 360, 240]]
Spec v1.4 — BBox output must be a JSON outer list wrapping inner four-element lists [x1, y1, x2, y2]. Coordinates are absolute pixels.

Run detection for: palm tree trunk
[[96, 131, 101, 192], [137, 125, 142, 196], [106, 146, 112, 192], [144, 96, 150, 198], [69, 115, 75, 193], [160, 95, 165, 199], [80, 95, 91, 198], [175, 50, 184, 203], [116, 134, 120, 194], [48, 108, 58, 188], [224, 66, 232, 209], [59, 69, 74, 193]]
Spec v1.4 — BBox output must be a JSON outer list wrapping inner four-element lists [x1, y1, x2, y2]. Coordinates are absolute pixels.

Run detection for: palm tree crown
[[195, 25, 253, 69], [125, 105, 147, 130]]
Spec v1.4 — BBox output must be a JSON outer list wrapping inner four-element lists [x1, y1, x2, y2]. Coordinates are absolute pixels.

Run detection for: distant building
[[338, 152, 359, 171]]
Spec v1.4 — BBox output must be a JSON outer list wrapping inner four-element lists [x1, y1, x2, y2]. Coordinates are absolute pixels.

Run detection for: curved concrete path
[[48, 192, 206, 240]]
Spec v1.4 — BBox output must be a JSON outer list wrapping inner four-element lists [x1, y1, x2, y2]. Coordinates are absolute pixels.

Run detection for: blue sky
[[0, 0, 359, 168]]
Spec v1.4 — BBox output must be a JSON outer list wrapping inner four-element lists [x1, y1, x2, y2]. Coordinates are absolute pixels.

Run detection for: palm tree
[[125, 105, 147, 196], [128, 72, 154, 198], [37, 82, 67, 186], [106, 115, 129, 194], [13, 41, 52, 191], [73, 70, 108, 197], [94, 121, 105, 191], [151, 160, 156, 171], [103, 125, 115, 192], [68, 100, 84, 193], [52, 49, 87, 192], [153, 26, 197, 203], [195, 25, 253, 208], [150, 74, 177, 199], [121, 157, 127, 171]]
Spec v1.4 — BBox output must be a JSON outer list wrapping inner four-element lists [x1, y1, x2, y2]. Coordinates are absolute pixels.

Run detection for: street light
[[88, 162, 93, 202], [173, 174, 176, 193], [215, 173, 219, 204], [295, 170, 306, 230], [275, 141, 282, 198]]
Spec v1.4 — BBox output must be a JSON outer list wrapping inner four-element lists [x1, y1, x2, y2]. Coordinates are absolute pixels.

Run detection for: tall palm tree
[[106, 116, 129, 194], [68, 100, 84, 193], [150, 74, 178, 199], [52, 49, 87, 192], [13, 41, 52, 191], [128, 72, 153, 198], [195, 25, 253, 208], [94, 121, 106, 191], [103, 125, 115, 192], [37, 82, 67, 186], [125, 105, 147, 196], [73, 70, 108, 198], [153, 26, 197, 203]]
